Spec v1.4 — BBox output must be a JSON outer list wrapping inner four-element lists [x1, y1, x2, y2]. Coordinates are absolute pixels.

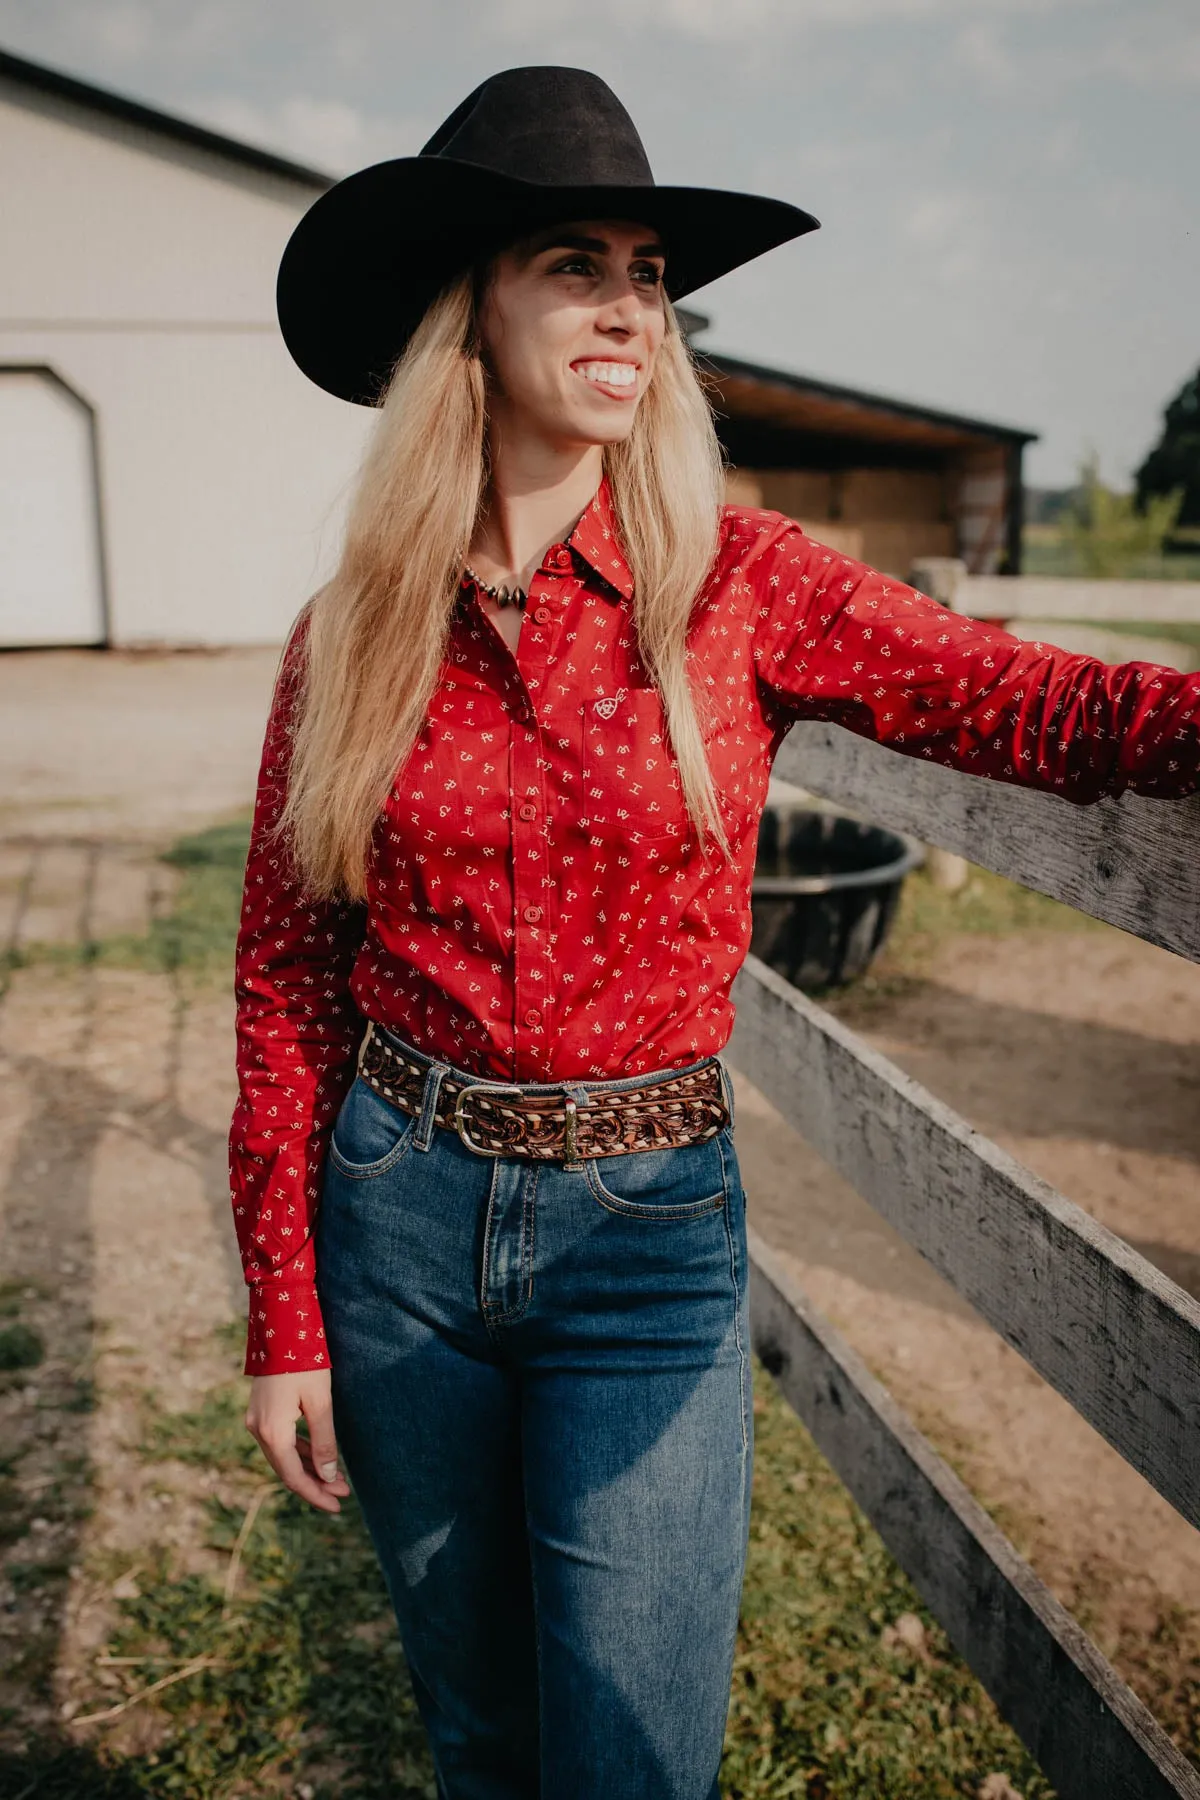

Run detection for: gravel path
[[1, 645, 1197, 1756]]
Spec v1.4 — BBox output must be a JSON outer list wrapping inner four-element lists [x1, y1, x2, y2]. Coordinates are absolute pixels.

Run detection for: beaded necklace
[[464, 566, 528, 611]]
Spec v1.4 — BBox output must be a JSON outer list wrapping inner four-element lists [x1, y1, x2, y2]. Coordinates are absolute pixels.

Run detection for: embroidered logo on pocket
[[593, 687, 627, 721]]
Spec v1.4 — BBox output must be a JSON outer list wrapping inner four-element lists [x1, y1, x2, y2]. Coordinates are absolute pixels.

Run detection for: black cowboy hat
[[276, 65, 819, 406]]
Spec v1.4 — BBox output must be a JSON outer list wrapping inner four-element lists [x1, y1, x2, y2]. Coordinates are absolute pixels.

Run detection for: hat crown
[[420, 66, 655, 189]]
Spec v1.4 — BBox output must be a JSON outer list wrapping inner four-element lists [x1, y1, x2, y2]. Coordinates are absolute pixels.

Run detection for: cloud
[[191, 92, 429, 174], [1093, 25, 1200, 87], [488, 0, 1095, 44], [952, 20, 1021, 91]]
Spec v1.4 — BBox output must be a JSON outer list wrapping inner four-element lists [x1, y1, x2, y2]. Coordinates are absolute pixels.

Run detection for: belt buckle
[[453, 1081, 528, 1156]]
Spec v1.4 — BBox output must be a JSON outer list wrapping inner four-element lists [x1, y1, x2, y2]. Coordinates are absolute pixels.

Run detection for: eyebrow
[[532, 231, 666, 260]]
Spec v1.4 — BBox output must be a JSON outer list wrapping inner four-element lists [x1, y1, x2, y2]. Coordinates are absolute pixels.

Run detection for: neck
[[470, 415, 604, 584]]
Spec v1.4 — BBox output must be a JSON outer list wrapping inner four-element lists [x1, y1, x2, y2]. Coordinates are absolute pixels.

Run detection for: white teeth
[[574, 362, 638, 388]]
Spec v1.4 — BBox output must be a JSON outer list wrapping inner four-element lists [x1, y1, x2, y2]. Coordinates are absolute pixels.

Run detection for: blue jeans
[[316, 1031, 753, 1800]]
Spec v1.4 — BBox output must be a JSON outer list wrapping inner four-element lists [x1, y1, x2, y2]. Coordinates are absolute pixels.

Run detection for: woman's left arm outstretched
[[749, 523, 1200, 803]]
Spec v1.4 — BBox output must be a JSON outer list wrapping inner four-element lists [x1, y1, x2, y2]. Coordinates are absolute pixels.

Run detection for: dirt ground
[[0, 645, 279, 841], [730, 928, 1200, 1657], [2, 647, 1198, 1756]]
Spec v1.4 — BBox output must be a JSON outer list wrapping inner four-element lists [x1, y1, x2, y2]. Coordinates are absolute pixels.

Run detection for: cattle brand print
[[230, 479, 1200, 1372]]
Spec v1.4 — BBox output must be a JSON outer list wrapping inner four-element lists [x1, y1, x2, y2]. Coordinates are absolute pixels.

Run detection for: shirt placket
[[503, 543, 575, 1079]]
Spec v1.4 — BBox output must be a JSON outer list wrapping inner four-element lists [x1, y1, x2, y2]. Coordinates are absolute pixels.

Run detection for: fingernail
[[320, 1462, 339, 1482]]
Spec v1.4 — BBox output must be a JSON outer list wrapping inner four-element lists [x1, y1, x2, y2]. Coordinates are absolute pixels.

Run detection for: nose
[[595, 281, 646, 338]]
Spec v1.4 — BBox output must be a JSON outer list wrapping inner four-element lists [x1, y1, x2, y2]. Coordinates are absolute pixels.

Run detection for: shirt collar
[[567, 476, 634, 602]]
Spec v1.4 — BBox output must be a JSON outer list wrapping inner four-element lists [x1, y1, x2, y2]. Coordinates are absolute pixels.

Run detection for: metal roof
[[0, 44, 333, 190], [0, 44, 1039, 454], [698, 349, 1038, 449]]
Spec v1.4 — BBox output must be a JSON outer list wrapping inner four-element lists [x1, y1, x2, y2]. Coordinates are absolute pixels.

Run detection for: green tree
[[1136, 365, 1200, 529], [1066, 452, 1181, 577]]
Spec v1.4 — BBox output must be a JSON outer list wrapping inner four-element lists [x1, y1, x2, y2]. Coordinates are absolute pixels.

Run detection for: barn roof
[[0, 44, 1039, 455], [700, 349, 1038, 451], [0, 43, 331, 189]]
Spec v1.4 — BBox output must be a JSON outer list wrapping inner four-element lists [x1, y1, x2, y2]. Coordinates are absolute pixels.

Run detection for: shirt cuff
[[244, 1280, 329, 1376]]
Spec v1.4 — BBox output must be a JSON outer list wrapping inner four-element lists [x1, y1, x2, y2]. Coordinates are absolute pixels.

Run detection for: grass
[[0, 1321, 45, 1371], [1095, 619, 1200, 654], [0, 822, 1097, 1794], [888, 859, 1098, 962], [94, 817, 252, 984], [816, 860, 1099, 1018], [4, 1348, 1052, 1800], [722, 1369, 1052, 1798], [1022, 525, 1200, 583], [1, 816, 253, 990]]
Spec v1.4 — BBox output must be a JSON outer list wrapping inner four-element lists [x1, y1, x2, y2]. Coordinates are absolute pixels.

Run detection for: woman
[[230, 66, 1200, 1800]]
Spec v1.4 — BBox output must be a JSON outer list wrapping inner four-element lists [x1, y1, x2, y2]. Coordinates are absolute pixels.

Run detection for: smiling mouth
[[572, 361, 640, 394]]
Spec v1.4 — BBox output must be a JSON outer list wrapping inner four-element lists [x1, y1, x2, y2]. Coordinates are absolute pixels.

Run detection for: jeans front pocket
[[329, 1077, 418, 1179], [584, 1129, 731, 1219]]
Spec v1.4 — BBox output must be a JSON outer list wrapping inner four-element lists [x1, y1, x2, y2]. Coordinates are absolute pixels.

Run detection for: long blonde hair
[[281, 270, 729, 899]]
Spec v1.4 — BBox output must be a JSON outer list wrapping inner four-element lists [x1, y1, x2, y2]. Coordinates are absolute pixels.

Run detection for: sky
[[1, 0, 1196, 487]]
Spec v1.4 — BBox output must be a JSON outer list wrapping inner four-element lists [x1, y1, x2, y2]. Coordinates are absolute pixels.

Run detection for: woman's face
[[477, 217, 667, 450]]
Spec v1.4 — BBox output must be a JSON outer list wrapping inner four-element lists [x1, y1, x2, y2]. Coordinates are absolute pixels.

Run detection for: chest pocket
[[579, 687, 689, 846]]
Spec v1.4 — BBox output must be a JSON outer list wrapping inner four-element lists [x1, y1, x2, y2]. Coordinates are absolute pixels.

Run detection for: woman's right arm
[[229, 617, 367, 1510]]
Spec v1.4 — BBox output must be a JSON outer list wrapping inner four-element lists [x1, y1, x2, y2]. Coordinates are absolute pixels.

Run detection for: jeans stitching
[[519, 1163, 538, 1314], [328, 1110, 418, 1180], [413, 1062, 449, 1152], [584, 1170, 727, 1219], [482, 1163, 538, 1328], [480, 1156, 503, 1333], [583, 1135, 728, 1218], [718, 1132, 750, 1459], [521, 1429, 547, 1789]]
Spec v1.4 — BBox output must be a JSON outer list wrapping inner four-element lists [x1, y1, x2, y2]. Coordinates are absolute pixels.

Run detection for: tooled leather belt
[[360, 1025, 730, 1161]]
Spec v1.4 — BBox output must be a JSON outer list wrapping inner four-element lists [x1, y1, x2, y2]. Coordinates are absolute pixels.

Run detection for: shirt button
[[533, 606, 551, 624], [522, 904, 543, 923], [550, 547, 572, 572], [518, 802, 537, 821], [523, 1007, 542, 1026]]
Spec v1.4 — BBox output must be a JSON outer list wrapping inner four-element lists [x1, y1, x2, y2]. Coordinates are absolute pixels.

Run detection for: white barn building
[[0, 46, 1035, 650], [0, 46, 368, 648]]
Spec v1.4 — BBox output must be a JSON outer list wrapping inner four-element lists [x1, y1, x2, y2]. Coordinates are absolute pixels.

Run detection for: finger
[[295, 1436, 351, 1496], [301, 1395, 346, 1488], [270, 1434, 343, 1514]]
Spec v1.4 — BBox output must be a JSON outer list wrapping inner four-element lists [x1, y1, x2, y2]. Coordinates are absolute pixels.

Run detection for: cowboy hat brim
[[276, 156, 820, 405]]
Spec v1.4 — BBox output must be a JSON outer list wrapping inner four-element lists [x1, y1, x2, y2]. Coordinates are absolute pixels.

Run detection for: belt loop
[[716, 1055, 736, 1130], [413, 1061, 449, 1151], [561, 1082, 591, 1172]]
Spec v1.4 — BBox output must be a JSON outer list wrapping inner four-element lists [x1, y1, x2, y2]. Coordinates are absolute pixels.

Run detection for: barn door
[[0, 367, 105, 646]]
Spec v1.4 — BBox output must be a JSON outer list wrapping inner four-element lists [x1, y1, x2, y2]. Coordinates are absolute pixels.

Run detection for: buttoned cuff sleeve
[[245, 1278, 328, 1376]]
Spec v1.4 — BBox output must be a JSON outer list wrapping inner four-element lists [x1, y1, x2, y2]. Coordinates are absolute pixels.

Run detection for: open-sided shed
[[691, 330, 1036, 579], [0, 46, 1034, 648]]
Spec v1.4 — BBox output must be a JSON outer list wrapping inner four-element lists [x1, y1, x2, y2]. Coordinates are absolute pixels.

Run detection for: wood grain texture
[[773, 721, 1200, 962], [748, 1230, 1200, 1800], [729, 954, 1200, 1530]]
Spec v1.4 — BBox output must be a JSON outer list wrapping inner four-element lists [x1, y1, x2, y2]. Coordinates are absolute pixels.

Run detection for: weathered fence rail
[[773, 722, 1200, 961], [750, 1235, 1200, 1800], [730, 717, 1200, 1797], [954, 576, 1200, 625], [731, 955, 1200, 1531]]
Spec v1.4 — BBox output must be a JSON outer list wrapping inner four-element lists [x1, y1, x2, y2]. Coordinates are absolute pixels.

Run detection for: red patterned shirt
[[230, 479, 1200, 1373]]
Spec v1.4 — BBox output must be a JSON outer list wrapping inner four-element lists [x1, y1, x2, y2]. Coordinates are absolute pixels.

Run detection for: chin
[[562, 405, 641, 449]]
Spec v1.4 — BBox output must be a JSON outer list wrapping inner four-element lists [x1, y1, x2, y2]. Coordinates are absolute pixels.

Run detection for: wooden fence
[[728, 719, 1200, 1799], [914, 567, 1200, 626]]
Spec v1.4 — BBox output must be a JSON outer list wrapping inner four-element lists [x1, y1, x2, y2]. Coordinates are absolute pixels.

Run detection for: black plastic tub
[[750, 800, 924, 990]]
